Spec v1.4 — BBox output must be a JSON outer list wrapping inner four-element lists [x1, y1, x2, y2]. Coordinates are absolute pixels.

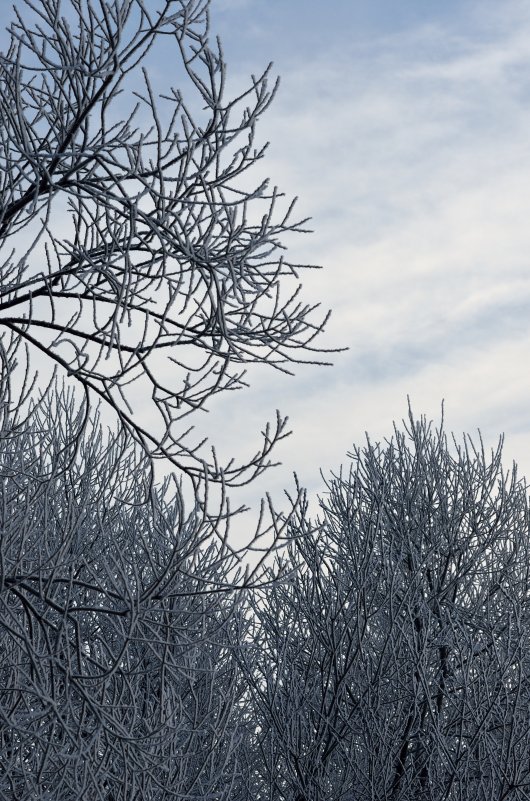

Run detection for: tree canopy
[[0, 0, 335, 488]]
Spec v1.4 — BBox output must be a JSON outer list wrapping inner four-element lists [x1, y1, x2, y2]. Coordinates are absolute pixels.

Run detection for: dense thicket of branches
[[244, 414, 530, 800], [0, 374, 258, 799], [4, 397, 530, 800]]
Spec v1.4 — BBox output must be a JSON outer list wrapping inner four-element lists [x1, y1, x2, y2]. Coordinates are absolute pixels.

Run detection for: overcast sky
[[191, 0, 530, 530]]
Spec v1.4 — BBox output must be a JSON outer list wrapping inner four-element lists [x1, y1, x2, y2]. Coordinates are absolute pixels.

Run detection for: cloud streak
[[199, 0, 530, 535]]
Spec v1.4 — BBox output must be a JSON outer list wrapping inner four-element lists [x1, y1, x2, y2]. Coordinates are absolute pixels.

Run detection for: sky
[[194, 0, 530, 531], [3, 0, 530, 542]]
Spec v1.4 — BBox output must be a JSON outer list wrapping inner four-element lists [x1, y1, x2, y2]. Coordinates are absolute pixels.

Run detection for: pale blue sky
[[3, 0, 530, 538], [197, 0, 530, 529]]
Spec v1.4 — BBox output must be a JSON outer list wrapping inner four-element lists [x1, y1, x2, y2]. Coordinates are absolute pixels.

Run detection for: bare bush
[[0, 364, 263, 799], [243, 411, 530, 801]]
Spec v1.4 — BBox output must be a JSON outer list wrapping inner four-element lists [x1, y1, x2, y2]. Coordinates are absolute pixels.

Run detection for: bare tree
[[0, 2, 367, 798], [0, 0, 335, 488], [0, 3, 342, 796], [242, 411, 530, 801]]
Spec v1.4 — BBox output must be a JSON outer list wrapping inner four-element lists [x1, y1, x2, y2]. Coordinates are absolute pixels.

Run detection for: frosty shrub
[[243, 412, 530, 801], [0, 366, 259, 799]]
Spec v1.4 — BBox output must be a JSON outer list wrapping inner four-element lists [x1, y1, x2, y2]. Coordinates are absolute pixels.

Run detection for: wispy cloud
[[201, 0, 530, 534]]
